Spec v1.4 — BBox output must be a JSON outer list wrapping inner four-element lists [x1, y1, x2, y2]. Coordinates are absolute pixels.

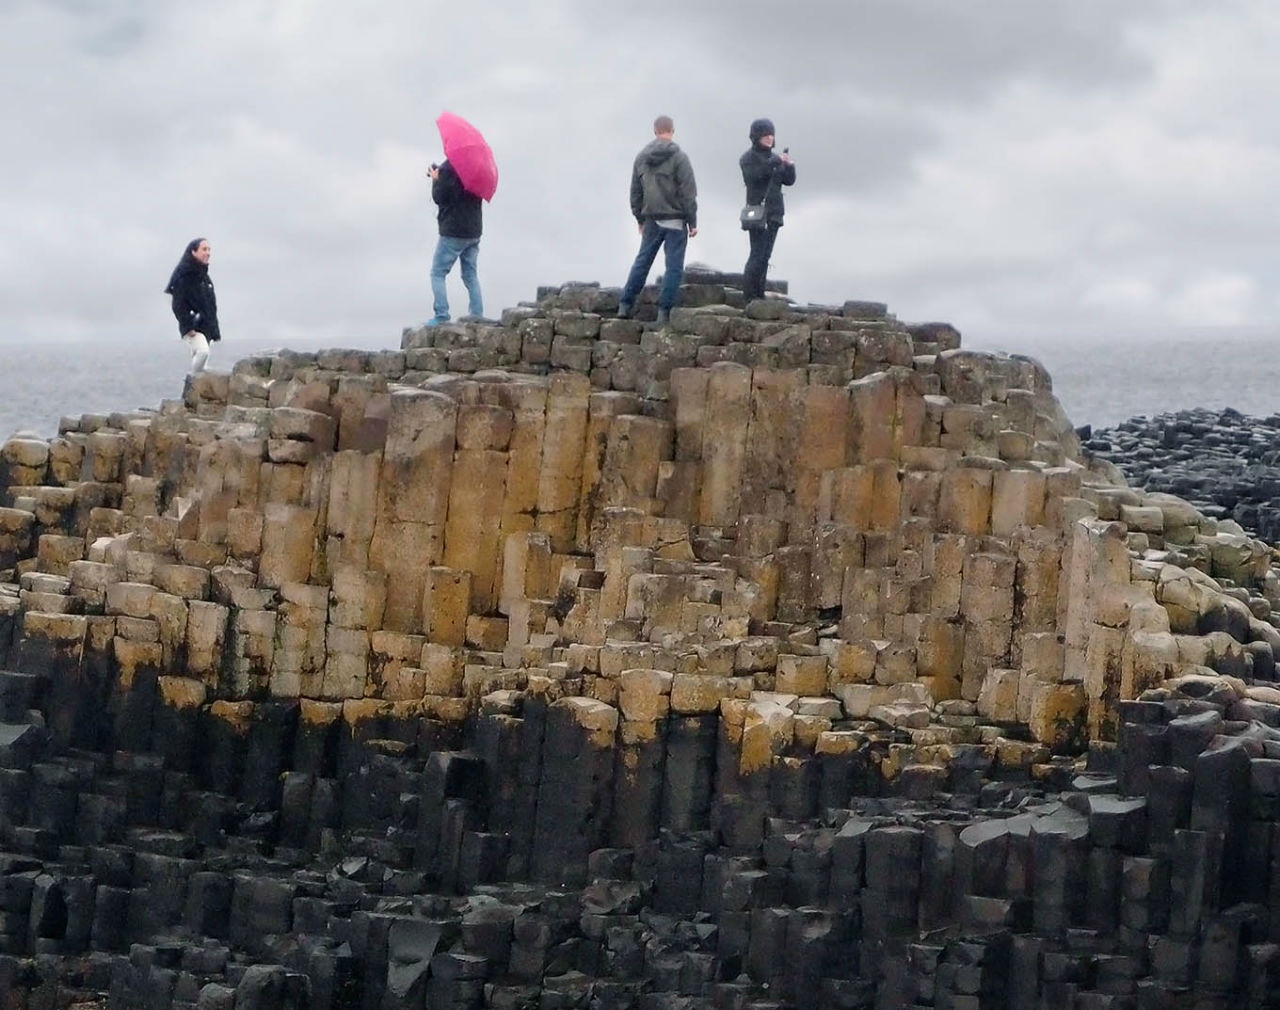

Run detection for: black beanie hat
[[749, 118, 775, 142]]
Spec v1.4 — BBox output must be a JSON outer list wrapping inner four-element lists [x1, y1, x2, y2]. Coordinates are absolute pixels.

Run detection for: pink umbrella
[[435, 111, 498, 202]]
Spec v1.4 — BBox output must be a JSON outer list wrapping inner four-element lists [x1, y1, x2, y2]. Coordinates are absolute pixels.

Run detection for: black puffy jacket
[[433, 160, 483, 239], [166, 261, 221, 342], [740, 144, 796, 226]]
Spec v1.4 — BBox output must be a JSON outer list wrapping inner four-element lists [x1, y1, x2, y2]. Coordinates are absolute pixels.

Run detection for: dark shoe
[[616, 303, 633, 320], [655, 309, 670, 326]]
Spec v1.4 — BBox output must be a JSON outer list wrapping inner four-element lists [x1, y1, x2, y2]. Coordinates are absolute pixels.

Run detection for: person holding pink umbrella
[[428, 159, 483, 324], [427, 112, 498, 325]]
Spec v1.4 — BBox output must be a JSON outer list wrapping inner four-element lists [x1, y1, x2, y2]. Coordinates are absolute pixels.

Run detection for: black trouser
[[743, 222, 780, 301]]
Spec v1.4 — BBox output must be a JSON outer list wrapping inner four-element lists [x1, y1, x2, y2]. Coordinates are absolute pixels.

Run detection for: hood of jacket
[[641, 137, 682, 167]]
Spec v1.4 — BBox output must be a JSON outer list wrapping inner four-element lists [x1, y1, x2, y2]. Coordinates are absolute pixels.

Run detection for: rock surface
[[1085, 406, 1280, 541]]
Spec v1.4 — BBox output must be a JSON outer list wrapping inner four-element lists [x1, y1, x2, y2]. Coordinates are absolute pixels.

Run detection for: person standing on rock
[[740, 118, 795, 303], [617, 115, 698, 327], [164, 237, 220, 374], [428, 158, 484, 325]]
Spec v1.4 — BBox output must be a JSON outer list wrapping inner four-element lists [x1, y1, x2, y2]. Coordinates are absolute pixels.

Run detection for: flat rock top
[[0, 722, 33, 746]]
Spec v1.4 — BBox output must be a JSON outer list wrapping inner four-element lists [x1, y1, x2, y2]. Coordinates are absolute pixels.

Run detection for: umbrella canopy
[[435, 111, 498, 202]]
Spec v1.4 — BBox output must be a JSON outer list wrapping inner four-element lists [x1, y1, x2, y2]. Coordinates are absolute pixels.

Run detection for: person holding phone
[[427, 158, 484, 325], [739, 118, 795, 303]]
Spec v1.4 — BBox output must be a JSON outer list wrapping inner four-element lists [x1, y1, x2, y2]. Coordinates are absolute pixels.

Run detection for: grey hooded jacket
[[629, 138, 697, 229]]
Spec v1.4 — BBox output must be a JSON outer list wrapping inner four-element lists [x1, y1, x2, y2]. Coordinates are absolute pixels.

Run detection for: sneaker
[[655, 309, 670, 326], [616, 303, 633, 320], [426, 316, 449, 327]]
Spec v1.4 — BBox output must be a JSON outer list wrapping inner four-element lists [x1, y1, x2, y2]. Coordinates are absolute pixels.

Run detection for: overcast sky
[[3, 0, 1278, 351]]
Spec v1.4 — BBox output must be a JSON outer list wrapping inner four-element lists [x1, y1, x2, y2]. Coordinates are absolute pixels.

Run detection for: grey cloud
[[624, 0, 1180, 97], [0, 0, 1277, 349]]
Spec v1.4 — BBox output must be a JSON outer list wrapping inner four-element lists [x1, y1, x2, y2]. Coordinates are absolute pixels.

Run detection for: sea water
[[0, 333, 387, 439], [999, 329, 1280, 430]]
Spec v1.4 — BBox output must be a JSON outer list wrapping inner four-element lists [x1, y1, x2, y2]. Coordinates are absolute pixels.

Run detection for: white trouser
[[182, 331, 210, 373]]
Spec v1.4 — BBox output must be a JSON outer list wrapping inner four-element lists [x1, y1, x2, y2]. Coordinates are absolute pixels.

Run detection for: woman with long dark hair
[[164, 237, 220, 373]]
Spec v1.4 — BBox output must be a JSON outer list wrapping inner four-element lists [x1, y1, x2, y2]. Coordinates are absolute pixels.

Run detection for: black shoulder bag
[[739, 169, 776, 230]]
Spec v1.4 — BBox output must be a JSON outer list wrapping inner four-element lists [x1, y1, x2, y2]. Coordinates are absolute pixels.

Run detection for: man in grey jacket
[[617, 115, 698, 326]]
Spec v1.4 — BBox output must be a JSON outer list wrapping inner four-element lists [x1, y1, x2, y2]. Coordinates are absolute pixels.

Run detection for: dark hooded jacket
[[740, 141, 796, 226], [432, 160, 483, 239], [164, 239, 221, 341], [630, 138, 697, 229]]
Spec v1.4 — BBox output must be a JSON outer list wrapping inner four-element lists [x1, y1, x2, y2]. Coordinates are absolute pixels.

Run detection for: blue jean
[[620, 221, 688, 313], [431, 236, 483, 320]]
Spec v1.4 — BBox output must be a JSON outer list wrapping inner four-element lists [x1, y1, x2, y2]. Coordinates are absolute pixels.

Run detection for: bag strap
[[756, 158, 779, 205]]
